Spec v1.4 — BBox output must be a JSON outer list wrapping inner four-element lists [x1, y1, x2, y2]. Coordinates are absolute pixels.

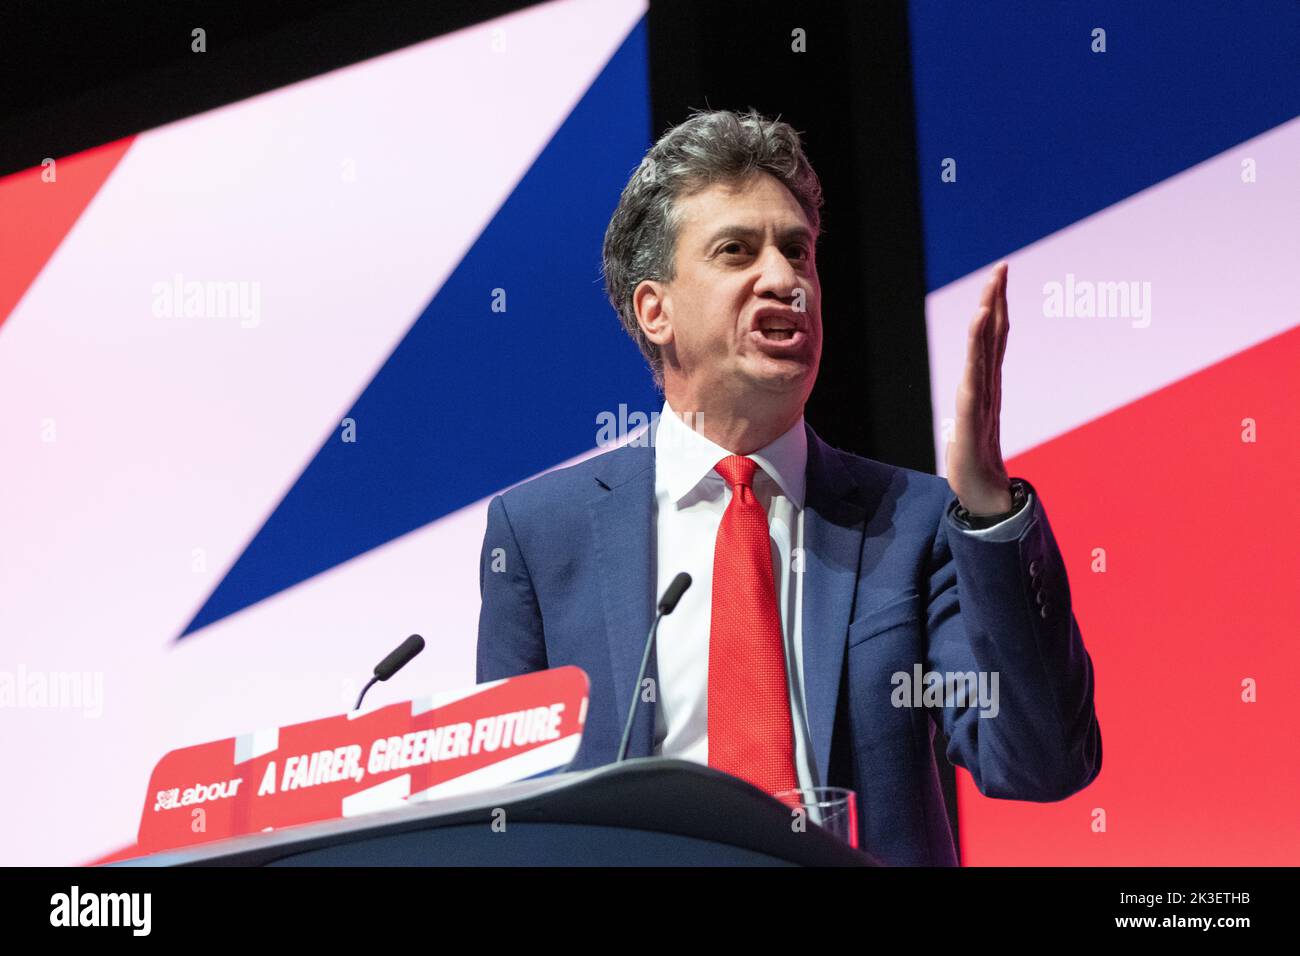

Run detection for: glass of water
[[772, 786, 859, 849]]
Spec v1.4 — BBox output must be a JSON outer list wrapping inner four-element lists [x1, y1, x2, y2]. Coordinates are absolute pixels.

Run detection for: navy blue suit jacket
[[476, 421, 1102, 865]]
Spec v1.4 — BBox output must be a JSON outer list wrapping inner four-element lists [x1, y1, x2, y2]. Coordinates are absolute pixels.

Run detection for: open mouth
[[751, 327, 806, 351]]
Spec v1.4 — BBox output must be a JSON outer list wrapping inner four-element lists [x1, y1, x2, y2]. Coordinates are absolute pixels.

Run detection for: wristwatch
[[952, 477, 1030, 530]]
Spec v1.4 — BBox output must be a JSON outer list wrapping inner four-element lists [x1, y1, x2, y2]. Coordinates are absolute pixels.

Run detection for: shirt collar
[[653, 398, 807, 509]]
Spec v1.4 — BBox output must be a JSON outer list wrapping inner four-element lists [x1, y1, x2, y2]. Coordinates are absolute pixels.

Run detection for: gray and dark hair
[[600, 107, 824, 390]]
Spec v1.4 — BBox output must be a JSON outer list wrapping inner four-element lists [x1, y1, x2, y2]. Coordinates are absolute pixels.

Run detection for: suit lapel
[[801, 422, 869, 787], [588, 441, 658, 759]]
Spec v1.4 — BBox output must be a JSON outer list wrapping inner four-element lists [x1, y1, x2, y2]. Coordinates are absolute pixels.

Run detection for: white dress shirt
[[649, 399, 1034, 792]]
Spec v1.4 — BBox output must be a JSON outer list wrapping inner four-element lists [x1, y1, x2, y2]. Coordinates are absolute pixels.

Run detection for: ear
[[633, 279, 674, 347]]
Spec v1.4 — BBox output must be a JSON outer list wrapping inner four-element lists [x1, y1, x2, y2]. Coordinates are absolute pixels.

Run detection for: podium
[[110, 757, 878, 866]]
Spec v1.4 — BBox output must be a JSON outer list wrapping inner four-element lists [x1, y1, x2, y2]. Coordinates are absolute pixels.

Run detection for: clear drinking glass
[[772, 786, 859, 849]]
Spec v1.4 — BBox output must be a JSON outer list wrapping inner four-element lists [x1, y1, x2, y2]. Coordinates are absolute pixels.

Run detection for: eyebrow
[[700, 224, 816, 251]]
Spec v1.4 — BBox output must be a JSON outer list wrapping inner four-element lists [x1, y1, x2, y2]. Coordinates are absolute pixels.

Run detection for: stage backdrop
[[3, 0, 1296, 868], [0, 0, 657, 866], [913, 1, 1300, 864]]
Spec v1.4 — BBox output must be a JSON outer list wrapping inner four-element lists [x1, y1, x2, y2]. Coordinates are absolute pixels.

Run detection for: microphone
[[616, 573, 691, 762], [354, 634, 425, 710]]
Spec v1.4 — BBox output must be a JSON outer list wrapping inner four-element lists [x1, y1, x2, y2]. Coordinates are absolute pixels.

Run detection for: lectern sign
[[136, 667, 589, 855]]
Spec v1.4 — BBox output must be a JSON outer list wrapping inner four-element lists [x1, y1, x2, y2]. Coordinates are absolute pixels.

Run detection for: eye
[[718, 241, 810, 261]]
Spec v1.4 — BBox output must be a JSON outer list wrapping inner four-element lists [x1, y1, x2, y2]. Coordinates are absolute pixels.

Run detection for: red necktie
[[708, 454, 799, 798]]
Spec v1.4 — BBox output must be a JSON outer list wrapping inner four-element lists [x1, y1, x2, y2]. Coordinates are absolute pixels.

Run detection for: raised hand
[[946, 262, 1012, 515]]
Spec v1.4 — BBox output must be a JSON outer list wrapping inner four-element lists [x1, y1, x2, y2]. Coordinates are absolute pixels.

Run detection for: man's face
[[644, 171, 822, 405]]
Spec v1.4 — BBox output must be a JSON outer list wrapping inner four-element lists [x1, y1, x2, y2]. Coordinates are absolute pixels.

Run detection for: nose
[[752, 244, 802, 300]]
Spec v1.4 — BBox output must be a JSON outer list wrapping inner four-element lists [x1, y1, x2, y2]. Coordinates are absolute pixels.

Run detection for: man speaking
[[476, 108, 1101, 865]]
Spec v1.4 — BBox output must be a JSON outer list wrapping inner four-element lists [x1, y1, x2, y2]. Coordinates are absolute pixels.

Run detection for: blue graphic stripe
[[181, 18, 658, 637], [909, 0, 1300, 290]]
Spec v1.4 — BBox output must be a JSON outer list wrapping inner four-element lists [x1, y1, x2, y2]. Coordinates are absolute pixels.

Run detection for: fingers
[[978, 269, 998, 317], [994, 261, 1010, 370], [957, 264, 1011, 472], [990, 264, 1008, 450], [963, 306, 992, 418], [983, 305, 999, 409]]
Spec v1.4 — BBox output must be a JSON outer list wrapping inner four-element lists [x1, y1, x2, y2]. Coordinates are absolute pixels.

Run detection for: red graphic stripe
[[958, 325, 1300, 865], [0, 137, 135, 332]]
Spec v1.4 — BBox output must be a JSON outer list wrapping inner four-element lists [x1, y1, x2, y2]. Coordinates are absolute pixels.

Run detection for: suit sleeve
[[476, 493, 548, 682], [923, 479, 1102, 801]]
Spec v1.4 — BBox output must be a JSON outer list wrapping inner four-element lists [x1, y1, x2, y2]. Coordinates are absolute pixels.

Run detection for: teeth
[[758, 316, 797, 332], [762, 329, 795, 340]]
